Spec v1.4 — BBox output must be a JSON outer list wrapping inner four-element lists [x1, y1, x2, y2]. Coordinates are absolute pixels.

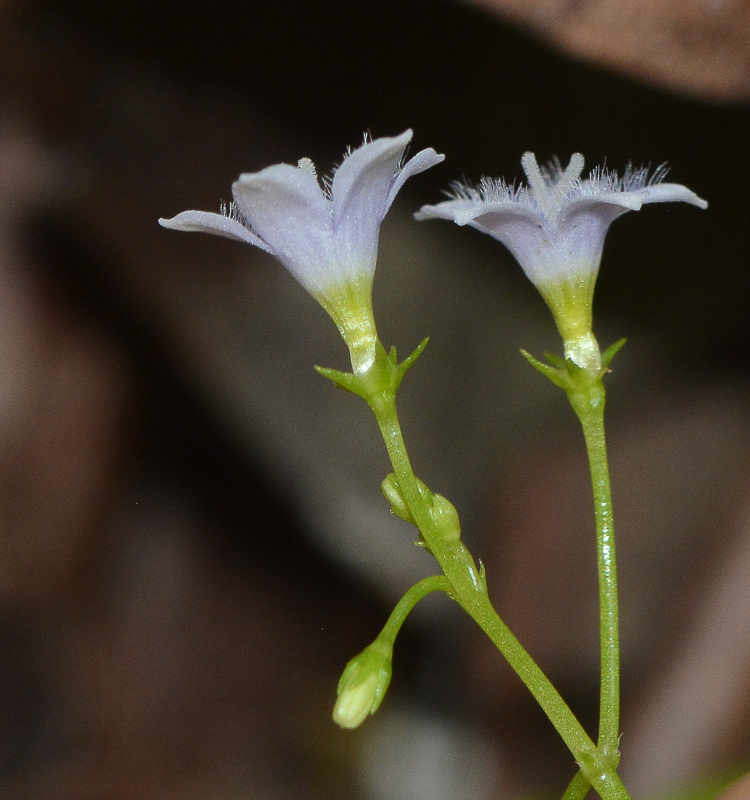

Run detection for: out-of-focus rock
[[461, 0, 750, 102]]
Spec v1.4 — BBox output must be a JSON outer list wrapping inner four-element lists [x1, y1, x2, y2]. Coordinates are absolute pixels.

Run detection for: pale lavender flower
[[415, 152, 707, 369], [160, 130, 443, 372]]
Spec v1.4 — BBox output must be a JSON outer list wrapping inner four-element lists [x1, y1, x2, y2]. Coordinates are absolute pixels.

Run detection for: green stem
[[567, 380, 620, 754], [562, 771, 590, 800], [321, 342, 630, 799], [374, 391, 614, 787], [380, 576, 451, 645]]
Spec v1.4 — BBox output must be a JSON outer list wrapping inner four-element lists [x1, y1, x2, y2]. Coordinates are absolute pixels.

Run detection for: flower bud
[[430, 493, 461, 542], [333, 641, 392, 729], [381, 473, 435, 527], [381, 473, 414, 524]]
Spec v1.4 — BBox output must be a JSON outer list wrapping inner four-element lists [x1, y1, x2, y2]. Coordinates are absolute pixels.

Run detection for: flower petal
[[413, 200, 465, 223], [577, 190, 647, 212], [416, 198, 545, 228], [332, 131, 412, 222], [386, 147, 445, 211], [232, 163, 334, 294], [158, 210, 272, 251], [463, 207, 562, 285], [331, 131, 415, 276], [641, 182, 708, 209], [550, 199, 634, 279]]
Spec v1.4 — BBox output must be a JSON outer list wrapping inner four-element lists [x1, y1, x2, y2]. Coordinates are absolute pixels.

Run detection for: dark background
[[0, 0, 748, 798], [25, 0, 749, 364]]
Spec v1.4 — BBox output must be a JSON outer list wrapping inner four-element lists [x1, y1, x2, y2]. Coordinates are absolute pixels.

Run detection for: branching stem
[[373, 387, 628, 800]]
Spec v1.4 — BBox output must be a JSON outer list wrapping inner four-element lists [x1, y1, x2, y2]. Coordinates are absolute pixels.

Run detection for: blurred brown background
[[0, 0, 749, 798]]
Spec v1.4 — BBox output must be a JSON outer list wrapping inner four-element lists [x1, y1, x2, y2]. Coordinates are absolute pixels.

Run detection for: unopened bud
[[430, 493, 461, 542], [381, 473, 414, 524], [333, 641, 392, 729]]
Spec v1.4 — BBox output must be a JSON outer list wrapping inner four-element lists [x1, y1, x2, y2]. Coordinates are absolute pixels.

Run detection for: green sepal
[[315, 338, 429, 408], [333, 575, 453, 728], [522, 337, 626, 393], [314, 364, 362, 394], [601, 337, 627, 370], [543, 351, 566, 369], [520, 349, 572, 390], [396, 338, 429, 385]]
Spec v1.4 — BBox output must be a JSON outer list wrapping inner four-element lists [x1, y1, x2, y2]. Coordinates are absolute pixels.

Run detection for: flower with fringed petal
[[161, 130, 444, 372], [416, 152, 707, 371]]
